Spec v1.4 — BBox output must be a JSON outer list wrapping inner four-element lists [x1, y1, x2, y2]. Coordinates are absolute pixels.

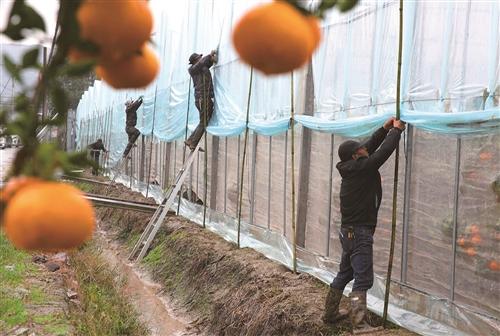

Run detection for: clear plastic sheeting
[[76, 0, 499, 163], [76, 1, 500, 335]]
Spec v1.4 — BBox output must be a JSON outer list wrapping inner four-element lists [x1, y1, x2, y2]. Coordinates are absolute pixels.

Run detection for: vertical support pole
[[237, 67, 253, 247], [164, 142, 172, 189], [42, 46, 48, 120], [296, 61, 315, 247], [236, 135, 241, 216], [283, 130, 288, 235], [146, 86, 159, 198], [140, 135, 146, 182], [325, 134, 334, 257], [267, 136, 272, 229], [210, 136, 220, 210], [290, 71, 297, 273], [196, 149, 199, 197], [249, 133, 257, 226], [178, 79, 192, 213], [173, 141, 177, 180], [224, 137, 228, 213], [130, 150, 134, 189], [383, 0, 404, 326], [401, 124, 414, 282], [450, 137, 461, 301]]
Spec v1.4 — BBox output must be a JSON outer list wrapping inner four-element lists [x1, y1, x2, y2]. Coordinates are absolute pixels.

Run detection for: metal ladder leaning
[[129, 141, 202, 262]]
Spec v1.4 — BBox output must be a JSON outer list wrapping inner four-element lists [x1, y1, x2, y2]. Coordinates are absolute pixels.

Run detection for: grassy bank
[[0, 234, 71, 335], [67, 243, 149, 336]]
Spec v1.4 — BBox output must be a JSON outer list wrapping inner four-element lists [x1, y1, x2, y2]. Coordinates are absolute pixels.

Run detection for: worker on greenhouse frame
[[185, 50, 218, 152], [122, 96, 144, 158], [323, 117, 406, 333], [88, 138, 107, 176]]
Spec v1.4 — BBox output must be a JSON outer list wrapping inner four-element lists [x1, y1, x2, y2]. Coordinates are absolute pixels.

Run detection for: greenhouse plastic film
[[108, 168, 499, 335], [78, 0, 500, 335]]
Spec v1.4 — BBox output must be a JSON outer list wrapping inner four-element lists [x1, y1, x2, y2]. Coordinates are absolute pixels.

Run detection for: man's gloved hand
[[394, 119, 406, 131], [383, 117, 396, 130]]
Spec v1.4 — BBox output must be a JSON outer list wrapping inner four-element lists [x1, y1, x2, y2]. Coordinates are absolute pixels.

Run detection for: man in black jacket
[[88, 138, 107, 176], [323, 117, 405, 333], [185, 50, 217, 151], [122, 96, 143, 158]]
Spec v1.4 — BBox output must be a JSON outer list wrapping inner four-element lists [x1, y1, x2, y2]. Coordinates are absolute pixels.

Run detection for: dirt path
[[97, 229, 191, 336]]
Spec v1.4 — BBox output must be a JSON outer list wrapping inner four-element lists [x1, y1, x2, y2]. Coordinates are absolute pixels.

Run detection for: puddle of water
[[98, 231, 190, 336]]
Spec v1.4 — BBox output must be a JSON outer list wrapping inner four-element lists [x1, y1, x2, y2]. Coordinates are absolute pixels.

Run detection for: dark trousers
[[123, 125, 140, 157], [186, 98, 214, 148], [330, 226, 375, 292], [91, 151, 100, 176]]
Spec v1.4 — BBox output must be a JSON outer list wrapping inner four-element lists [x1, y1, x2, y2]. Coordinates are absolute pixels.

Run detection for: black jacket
[[125, 97, 143, 127], [188, 55, 214, 100], [336, 127, 402, 228], [88, 140, 106, 152]]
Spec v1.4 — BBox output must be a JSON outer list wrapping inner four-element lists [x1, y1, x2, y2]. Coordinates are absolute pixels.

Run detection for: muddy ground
[[80, 175, 417, 336]]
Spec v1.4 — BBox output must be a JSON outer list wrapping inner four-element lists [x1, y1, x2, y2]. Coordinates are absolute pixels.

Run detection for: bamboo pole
[[290, 71, 297, 273], [383, 0, 404, 326], [202, 78, 208, 228], [237, 67, 253, 247], [146, 86, 158, 198], [177, 79, 192, 214]]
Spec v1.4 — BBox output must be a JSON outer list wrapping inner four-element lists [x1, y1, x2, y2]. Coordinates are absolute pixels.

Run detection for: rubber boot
[[350, 291, 383, 335], [322, 287, 349, 324]]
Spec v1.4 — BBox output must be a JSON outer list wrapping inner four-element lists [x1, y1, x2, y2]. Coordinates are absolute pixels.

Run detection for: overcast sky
[[0, 0, 59, 46], [0, 1, 58, 105]]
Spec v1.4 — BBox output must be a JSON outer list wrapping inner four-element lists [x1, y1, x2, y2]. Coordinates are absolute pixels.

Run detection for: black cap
[[189, 53, 202, 64], [338, 140, 361, 162]]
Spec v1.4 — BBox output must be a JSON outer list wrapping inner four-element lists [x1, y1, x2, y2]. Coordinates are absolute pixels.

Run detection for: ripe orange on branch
[[3, 182, 95, 252], [95, 44, 159, 89], [232, 1, 321, 75], [76, 0, 153, 61]]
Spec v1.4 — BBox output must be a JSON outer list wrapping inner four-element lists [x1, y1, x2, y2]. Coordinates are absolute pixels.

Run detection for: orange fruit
[[232, 1, 315, 74], [468, 224, 480, 235], [457, 237, 466, 247], [470, 234, 482, 245], [0, 176, 42, 203], [3, 182, 95, 252], [479, 152, 492, 160], [306, 16, 321, 53], [96, 44, 159, 89], [465, 247, 476, 257], [77, 0, 153, 60], [488, 260, 499, 272]]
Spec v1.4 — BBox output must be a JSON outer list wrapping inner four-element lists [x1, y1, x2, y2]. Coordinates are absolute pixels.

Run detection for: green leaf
[[3, 55, 21, 82], [62, 60, 95, 77], [49, 85, 68, 123], [337, 0, 359, 12], [2, 0, 46, 41], [63, 150, 93, 175], [319, 0, 337, 11], [21, 47, 39, 68], [14, 93, 30, 111]]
